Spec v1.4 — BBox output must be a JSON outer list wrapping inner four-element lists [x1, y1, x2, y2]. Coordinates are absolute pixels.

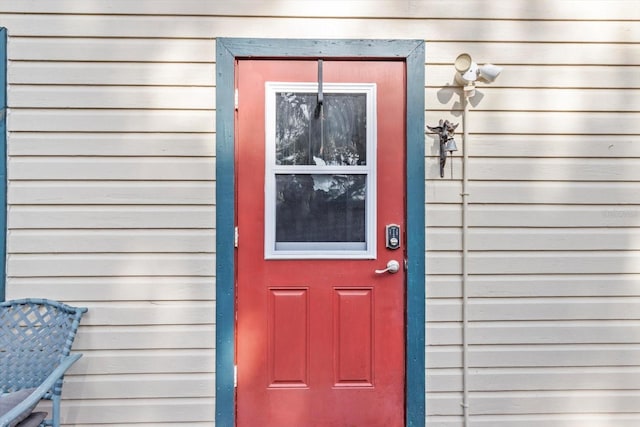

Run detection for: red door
[[236, 59, 406, 427]]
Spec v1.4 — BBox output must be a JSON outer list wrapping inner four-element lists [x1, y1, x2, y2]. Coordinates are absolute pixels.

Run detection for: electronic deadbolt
[[385, 224, 401, 250]]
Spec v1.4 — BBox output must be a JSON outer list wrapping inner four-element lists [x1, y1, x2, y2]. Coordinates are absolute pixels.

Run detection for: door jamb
[[0, 28, 7, 301], [216, 38, 425, 427]]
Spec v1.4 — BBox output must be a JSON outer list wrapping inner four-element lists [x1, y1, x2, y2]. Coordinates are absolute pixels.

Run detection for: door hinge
[[234, 365, 238, 388], [234, 88, 239, 110], [234, 226, 239, 248]]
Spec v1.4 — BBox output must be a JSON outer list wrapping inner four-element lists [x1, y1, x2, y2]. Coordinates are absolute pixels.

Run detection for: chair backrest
[[0, 298, 88, 397]]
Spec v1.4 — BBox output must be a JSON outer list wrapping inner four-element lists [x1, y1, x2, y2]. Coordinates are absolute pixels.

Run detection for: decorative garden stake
[[427, 119, 459, 178]]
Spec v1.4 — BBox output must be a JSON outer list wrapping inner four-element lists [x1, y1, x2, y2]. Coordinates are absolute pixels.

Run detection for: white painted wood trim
[[264, 82, 377, 259]]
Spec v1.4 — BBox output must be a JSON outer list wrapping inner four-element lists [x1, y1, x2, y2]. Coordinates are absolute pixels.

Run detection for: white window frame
[[264, 82, 377, 259]]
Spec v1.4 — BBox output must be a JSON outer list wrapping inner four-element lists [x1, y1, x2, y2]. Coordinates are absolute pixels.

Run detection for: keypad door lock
[[385, 224, 401, 250]]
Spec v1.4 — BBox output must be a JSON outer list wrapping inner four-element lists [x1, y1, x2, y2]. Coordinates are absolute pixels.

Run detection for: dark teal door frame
[[215, 38, 425, 426], [0, 27, 7, 301]]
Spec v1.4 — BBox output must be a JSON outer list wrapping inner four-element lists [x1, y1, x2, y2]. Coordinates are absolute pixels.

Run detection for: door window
[[264, 83, 377, 259]]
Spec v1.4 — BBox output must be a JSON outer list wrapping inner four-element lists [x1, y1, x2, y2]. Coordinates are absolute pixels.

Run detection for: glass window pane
[[275, 93, 367, 166], [275, 174, 366, 243]]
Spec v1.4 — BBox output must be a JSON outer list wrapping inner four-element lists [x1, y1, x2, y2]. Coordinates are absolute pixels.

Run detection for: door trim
[[0, 27, 7, 301], [216, 38, 426, 427]]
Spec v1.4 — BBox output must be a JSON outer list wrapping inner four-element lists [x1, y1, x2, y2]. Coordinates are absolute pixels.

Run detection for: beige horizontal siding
[[427, 88, 640, 112], [428, 274, 640, 298], [8, 230, 216, 253], [8, 62, 216, 86], [428, 205, 640, 228], [427, 181, 640, 204], [11, 62, 639, 89], [428, 158, 640, 181], [428, 251, 640, 275], [1, 14, 638, 41], [429, 298, 640, 321], [8, 133, 216, 156], [10, 110, 215, 132], [423, 4, 639, 423], [63, 374, 216, 399], [429, 390, 640, 415], [77, 349, 216, 374], [9, 157, 216, 180], [464, 135, 640, 158], [425, 111, 640, 134], [8, 182, 215, 204], [73, 325, 215, 350], [427, 65, 640, 89], [71, 424, 214, 427], [9, 37, 215, 62], [8, 206, 216, 229], [428, 343, 640, 368], [10, 86, 216, 109], [428, 228, 640, 251], [425, 414, 640, 427], [1, 0, 638, 20], [1, 1, 638, 426], [50, 301, 216, 325], [429, 321, 640, 345], [58, 398, 214, 425], [9, 36, 640, 66], [427, 41, 640, 65], [8, 253, 216, 276], [429, 367, 640, 392], [6, 277, 215, 301], [3, 8, 218, 423]]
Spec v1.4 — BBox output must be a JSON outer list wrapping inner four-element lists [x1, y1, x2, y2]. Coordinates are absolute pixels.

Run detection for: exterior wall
[[0, 1, 638, 426]]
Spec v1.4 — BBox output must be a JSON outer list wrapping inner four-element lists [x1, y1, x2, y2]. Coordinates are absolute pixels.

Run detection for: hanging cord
[[316, 59, 324, 158]]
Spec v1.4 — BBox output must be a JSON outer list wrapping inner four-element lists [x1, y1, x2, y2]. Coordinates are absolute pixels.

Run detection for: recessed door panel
[[268, 288, 309, 388], [333, 288, 374, 387]]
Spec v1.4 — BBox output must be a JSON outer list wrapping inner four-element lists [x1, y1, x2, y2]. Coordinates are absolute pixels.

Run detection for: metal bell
[[444, 137, 458, 153]]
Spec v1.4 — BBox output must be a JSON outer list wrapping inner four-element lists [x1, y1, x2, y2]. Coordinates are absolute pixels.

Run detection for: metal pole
[[461, 86, 472, 427]]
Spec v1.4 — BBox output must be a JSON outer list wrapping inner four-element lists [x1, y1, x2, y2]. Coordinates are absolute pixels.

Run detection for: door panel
[[333, 288, 374, 386], [236, 59, 406, 427], [268, 287, 309, 387]]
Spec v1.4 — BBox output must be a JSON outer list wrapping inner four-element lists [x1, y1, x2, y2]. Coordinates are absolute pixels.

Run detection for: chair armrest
[[0, 354, 82, 427]]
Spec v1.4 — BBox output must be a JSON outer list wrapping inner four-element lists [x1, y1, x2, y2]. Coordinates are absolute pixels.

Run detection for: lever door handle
[[375, 260, 400, 274]]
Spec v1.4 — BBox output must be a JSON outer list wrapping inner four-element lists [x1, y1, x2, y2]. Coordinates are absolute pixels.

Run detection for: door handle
[[375, 260, 400, 274]]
